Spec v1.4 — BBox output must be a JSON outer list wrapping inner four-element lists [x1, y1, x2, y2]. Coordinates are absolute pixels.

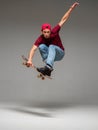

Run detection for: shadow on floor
[[0, 102, 78, 118], [25, 101, 75, 110], [3, 106, 52, 118]]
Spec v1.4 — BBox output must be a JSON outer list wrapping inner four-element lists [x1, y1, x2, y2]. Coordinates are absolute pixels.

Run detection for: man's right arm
[[58, 2, 79, 27], [27, 45, 38, 67]]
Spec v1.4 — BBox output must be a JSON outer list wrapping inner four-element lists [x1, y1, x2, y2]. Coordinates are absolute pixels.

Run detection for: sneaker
[[37, 65, 53, 76]]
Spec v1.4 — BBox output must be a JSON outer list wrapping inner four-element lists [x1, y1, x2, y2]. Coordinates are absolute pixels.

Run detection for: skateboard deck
[[22, 55, 52, 80]]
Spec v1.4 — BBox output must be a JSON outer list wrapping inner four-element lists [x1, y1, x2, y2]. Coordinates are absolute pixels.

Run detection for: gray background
[[0, 0, 98, 106]]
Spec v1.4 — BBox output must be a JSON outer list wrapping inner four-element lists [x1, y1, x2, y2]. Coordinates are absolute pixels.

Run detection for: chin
[[45, 36, 50, 39]]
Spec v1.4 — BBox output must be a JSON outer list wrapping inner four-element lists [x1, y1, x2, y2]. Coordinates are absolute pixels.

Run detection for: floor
[[0, 103, 98, 130]]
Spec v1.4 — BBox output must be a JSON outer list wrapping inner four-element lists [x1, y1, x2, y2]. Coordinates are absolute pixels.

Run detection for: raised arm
[[58, 2, 79, 27]]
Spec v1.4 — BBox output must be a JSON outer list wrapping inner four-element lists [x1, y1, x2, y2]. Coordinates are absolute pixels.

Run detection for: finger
[[26, 63, 31, 67]]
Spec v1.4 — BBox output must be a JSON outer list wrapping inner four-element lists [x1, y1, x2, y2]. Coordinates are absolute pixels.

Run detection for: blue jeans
[[39, 44, 65, 68]]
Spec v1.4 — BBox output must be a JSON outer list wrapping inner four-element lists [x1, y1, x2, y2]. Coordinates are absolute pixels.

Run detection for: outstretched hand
[[71, 2, 79, 9]]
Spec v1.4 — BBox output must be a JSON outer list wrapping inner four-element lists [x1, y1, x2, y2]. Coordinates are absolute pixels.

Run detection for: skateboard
[[22, 55, 52, 80]]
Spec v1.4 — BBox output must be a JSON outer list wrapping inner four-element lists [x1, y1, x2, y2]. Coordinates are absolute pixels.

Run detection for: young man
[[26, 2, 79, 76]]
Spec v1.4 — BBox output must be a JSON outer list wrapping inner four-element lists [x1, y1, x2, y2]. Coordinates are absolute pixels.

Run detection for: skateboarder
[[26, 2, 79, 76]]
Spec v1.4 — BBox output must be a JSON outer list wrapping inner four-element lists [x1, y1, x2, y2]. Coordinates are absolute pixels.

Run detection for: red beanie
[[41, 23, 51, 31]]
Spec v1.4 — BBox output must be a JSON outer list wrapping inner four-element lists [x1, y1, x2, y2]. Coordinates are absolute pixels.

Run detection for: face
[[42, 29, 51, 39]]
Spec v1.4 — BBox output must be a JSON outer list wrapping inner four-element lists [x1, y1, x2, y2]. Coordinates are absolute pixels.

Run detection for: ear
[[41, 31, 44, 36], [41, 30, 43, 34]]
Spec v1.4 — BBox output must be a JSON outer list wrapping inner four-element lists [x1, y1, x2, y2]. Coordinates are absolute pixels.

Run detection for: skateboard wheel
[[42, 77, 45, 80]]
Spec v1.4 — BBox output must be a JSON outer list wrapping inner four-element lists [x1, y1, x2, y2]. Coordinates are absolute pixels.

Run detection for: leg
[[39, 44, 49, 61], [37, 45, 65, 76], [46, 45, 65, 67]]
